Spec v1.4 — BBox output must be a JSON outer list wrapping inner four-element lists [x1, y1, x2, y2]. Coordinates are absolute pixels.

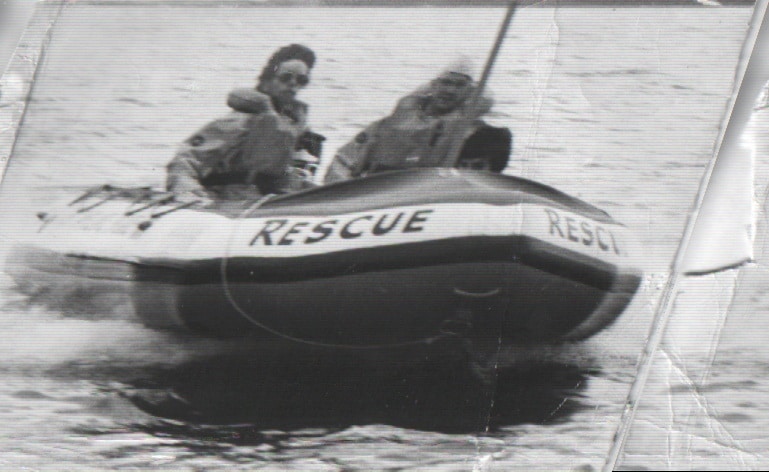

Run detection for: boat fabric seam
[[217, 192, 454, 350]]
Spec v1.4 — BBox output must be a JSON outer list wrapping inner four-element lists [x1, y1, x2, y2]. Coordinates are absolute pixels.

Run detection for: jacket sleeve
[[240, 98, 309, 181], [166, 150, 206, 194], [324, 88, 427, 185], [165, 115, 246, 193], [166, 89, 274, 193], [323, 119, 383, 184], [227, 88, 272, 114]]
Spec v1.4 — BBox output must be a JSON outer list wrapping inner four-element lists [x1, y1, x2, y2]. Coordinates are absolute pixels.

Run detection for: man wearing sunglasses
[[324, 58, 511, 183], [166, 43, 325, 201]]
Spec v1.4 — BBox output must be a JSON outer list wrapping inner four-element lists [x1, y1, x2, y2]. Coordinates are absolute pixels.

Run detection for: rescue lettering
[[305, 219, 337, 243], [340, 215, 373, 239], [249, 209, 434, 246], [372, 212, 403, 235], [250, 219, 289, 245], [404, 210, 432, 232], [278, 222, 310, 246], [544, 209, 621, 255]]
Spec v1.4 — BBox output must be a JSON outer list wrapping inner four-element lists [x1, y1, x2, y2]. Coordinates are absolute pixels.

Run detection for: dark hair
[[258, 44, 316, 84]]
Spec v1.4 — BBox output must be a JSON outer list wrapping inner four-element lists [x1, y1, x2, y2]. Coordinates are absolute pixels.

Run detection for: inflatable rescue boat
[[7, 169, 641, 347]]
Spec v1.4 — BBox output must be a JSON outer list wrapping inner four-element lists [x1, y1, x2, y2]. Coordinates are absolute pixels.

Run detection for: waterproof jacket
[[166, 88, 309, 195], [324, 84, 496, 184]]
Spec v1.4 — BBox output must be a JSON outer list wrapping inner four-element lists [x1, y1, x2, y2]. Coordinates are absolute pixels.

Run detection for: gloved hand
[[296, 130, 327, 157]]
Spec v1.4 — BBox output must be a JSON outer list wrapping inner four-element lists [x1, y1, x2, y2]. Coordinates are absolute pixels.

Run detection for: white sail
[[680, 0, 769, 275], [605, 1, 769, 470]]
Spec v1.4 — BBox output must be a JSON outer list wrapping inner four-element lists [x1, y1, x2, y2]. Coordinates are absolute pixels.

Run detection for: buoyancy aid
[[324, 86, 495, 184], [166, 88, 309, 195]]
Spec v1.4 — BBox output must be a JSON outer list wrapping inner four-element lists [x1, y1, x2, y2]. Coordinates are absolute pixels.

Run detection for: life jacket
[[324, 87, 501, 184], [166, 88, 308, 195]]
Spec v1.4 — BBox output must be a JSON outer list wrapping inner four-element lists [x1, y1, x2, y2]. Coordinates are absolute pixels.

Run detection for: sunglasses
[[277, 72, 310, 86]]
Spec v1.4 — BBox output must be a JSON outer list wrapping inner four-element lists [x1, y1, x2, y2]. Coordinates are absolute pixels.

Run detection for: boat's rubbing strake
[[33, 201, 635, 270]]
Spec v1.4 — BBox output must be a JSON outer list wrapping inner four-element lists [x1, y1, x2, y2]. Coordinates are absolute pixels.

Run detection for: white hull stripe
[[33, 202, 635, 267]]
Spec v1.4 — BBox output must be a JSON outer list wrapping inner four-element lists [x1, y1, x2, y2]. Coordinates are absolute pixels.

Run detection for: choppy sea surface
[[0, 5, 755, 470], [617, 104, 769, 470]]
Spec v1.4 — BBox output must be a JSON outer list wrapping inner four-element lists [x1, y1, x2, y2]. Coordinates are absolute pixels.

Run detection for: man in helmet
[[324, 58, 511, 183], [166, 43, 325, 201]]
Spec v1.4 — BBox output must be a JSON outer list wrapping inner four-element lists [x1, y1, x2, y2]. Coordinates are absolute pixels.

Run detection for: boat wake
[[0, 269, 251, 374]]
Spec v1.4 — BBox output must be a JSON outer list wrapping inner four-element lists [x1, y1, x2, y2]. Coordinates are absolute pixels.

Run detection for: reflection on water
[[51, 354, 591, 471], [1, 262, 616, 468], [115, 354, 589, 434]]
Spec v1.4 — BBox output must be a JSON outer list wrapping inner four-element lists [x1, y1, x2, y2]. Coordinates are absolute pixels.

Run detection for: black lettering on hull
[[581, 222, 594, 246], [372, 212, 404, 236], [278, 222, 309, 246], [250, 208, 434, 246], [403, 210, 433, 233], [545, 209, 564, 238], [544, 208, 622, 256], [341, 215, 374, 239], [305, 220, 337, 244], [565, 217, 580, 242], [595, 227, 610, 251], [250, 219, 289, 246]]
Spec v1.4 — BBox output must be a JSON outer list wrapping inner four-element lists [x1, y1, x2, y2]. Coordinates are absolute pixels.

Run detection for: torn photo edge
[[0, 1, 763, 469], [0, 2, 64, 189], [603, 0, 769, 469]]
